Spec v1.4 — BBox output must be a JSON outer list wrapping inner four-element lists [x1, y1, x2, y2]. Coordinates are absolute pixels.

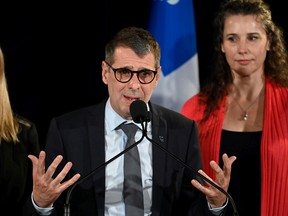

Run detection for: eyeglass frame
[[104, 61, 158, 84]]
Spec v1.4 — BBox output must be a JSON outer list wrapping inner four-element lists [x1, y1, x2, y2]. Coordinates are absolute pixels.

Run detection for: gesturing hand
[[191, 153, 237, 208], [28, 151, 81, 208]]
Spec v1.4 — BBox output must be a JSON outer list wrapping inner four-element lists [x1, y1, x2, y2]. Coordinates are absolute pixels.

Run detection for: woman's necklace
[[232, 86, 264, 121]]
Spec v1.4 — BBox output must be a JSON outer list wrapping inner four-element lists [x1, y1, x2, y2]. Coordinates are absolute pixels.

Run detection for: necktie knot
[[118, 123, 138, 135], [117, 123, 138, 147]]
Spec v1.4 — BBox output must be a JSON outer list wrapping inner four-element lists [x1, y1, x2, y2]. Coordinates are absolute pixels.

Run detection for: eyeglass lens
[[115, 68, 155, 84]]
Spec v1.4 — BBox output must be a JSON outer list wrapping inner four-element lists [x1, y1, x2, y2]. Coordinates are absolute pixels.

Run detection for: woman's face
[[221, 15, 270, 78]]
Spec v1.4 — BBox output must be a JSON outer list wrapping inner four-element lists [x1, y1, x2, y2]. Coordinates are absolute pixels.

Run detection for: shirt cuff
[[208, 199, 228, 215], [31, 193, 54, 215]]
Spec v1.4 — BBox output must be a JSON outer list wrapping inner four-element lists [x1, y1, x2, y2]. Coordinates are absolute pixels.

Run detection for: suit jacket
[[0, 115, 40, 216], [31, 99, 216, 216]]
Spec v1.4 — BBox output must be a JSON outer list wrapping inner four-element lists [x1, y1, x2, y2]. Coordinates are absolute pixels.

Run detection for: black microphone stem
[[63, 123, 146, 216], [142, 128, 239, 216]]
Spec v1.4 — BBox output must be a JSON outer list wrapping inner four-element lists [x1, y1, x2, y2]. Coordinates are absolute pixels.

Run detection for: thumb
[[28, 150, 46, 177], [28, 154, 39, 167]]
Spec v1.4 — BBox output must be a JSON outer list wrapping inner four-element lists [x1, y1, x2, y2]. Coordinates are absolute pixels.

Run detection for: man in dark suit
[[28, 26, 236, 216]]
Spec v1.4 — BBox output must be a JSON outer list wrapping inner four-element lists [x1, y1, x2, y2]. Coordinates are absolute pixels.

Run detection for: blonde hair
[[0, 47, 20, 143]]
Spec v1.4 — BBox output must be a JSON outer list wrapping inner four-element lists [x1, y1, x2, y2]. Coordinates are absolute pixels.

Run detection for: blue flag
[[149, 0, 199, 112]]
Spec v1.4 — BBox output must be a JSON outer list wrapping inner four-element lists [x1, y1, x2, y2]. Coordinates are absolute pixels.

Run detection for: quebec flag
[[149, 0, 199, 112]]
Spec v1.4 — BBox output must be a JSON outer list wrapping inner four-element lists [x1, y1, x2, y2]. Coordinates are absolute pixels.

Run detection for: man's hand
[[28, 151, 81, 208], [191, 153, 236, 208]]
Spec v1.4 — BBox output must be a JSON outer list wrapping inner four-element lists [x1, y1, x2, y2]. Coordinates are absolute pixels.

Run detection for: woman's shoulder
[[14, 114, 40, 151], [15, 114, 35, 128], [181, 93, 206, 116]]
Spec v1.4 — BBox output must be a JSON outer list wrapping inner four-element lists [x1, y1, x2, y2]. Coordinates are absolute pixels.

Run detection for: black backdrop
[[0, 1, 287, 146]]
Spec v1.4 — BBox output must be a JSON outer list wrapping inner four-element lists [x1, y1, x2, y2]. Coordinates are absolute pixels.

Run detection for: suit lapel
[[88, 100, 106, 216], [150, 103, 168, 215]]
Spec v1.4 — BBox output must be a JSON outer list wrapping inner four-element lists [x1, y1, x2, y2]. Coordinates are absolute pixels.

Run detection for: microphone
[[130, 99, 151, 123], [63, 101, 149, 215], [130, 100, 239, 216]]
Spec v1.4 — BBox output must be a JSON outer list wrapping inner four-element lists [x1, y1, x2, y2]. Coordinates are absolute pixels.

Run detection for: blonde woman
[[0, 47, 40, 215]]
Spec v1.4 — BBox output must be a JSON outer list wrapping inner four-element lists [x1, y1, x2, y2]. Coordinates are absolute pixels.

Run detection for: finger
[[209, 160, 227, 186], [28, 154, 38, 167], [51, 161, 74, 186], [28, 154, 39, 178], [191, 179, 207, 194], [210, 160, 222, 176], [29, 151, 46, 177], [196, 169, 221, 189], [198, 169, 214, 182], [191, 177, 217, 196], [222, 153, 237, 168], [51, 161, 81, 192], [37, 151, 46, 175], [58, 173, 81, 192], [222, 153, 237, 177], [44, 155, 64, 181]]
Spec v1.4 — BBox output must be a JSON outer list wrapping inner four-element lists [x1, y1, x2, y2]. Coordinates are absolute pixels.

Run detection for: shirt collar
[[105, 98, 146, 132]]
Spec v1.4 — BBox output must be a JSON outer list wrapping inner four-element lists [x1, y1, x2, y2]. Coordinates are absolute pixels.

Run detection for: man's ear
[[102, 61, 109, 85]]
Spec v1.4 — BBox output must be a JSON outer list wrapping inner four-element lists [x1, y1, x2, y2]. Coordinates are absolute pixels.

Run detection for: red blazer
[[182, 78, 288, 216]]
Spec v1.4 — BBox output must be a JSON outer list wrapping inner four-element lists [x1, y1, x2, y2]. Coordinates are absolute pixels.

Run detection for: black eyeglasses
[[105, 61, 158, 84]]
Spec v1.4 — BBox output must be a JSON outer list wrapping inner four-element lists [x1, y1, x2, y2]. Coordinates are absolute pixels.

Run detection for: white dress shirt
[[104, 99, 153, 216]]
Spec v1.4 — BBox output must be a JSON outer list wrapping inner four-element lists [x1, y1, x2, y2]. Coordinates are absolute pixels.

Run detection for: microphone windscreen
[[130, 100, 150, 123]]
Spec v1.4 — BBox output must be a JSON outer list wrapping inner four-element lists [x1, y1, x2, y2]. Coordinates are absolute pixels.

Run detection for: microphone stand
[[63, 125, 146, 216], [141, 121, 239, 216], [63, 113, 239, 215]]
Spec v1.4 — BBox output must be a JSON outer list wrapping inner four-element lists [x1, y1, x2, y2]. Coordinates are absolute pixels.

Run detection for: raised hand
[[191, 153, 236, 208], [28, 151, 81, 208]]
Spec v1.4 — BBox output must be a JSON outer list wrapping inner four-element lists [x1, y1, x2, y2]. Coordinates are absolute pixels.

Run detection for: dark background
[[0, 1, 287, 146]]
